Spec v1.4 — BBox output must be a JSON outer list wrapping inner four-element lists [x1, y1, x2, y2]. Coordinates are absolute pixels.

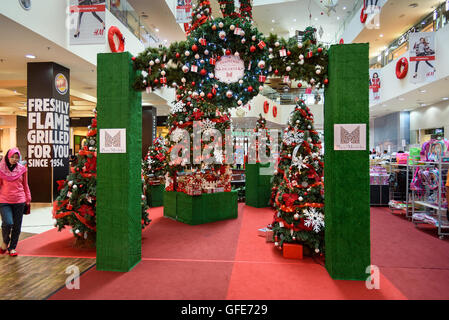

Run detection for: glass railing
[[106, 0, 161, 48]]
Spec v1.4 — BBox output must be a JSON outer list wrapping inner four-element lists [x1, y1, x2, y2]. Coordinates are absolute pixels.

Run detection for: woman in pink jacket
[[0, 148, 31, 256]]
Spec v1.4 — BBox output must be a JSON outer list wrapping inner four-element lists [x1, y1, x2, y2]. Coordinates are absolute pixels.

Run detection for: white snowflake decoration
[[171, 101, 185, 113], [283, 131, 304, 146], [303, 207, 325, 233], [214, 148, 223, 164], [200, 118, 216, 135], [292, 153, 308, 170], [171, 128, 185, 143]]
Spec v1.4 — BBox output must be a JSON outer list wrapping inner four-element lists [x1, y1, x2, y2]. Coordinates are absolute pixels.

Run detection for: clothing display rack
[[388, 163, 412, 218], [410, 160, 449, 239]]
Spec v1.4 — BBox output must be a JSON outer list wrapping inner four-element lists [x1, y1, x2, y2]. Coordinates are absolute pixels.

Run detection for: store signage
[[99, 129, 126, 153], [175, 0, 192, 23], [27, 62, 70, 202], [215, 55, 245, 84], [334, 124, 366, 151]]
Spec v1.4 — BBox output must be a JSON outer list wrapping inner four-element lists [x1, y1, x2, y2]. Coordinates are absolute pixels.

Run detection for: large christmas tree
[[53, 110, 151, 243], [270, 99, 325, 254], [142, 136, 168, 181]]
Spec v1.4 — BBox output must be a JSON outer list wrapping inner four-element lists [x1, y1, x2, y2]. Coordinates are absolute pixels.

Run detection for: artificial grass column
[[96, 52, 142, 272], [324, 44, 370, 280]]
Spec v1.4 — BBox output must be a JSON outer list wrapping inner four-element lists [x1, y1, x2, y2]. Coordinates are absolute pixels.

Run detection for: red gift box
[[259, 75, 266, 83], [258, 41, 266, 49], [191, 65, 198, 72], [279, 49, 287, 57], [283, 243, 303, 259], [209, 58, 216, 65], [199, 38, 207, 46], [160, 77, 167, 84]]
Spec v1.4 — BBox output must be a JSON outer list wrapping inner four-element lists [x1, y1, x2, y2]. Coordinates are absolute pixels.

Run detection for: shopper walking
[[74, 0, 105, 38], [0, 148, 31, 257]]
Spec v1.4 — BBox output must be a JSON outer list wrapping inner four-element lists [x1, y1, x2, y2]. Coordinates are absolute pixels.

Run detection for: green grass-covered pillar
[[96, 52, 142, 272], [324, 44, 370, 280]]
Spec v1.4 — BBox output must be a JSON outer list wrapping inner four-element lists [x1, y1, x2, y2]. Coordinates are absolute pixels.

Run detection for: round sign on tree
[[215, 55, 245, 84]]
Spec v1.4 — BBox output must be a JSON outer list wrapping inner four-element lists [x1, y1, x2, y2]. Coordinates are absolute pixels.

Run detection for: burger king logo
[[55, 73, 68, 95]]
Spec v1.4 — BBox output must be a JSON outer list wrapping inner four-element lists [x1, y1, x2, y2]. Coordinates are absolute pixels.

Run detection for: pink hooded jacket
[[0, 148, 31, 204]]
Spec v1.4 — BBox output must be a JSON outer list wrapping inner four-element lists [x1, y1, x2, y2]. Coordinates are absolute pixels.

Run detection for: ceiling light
[[443, 97, 449, 100], [272, 19, 275, 23], [398, 97, 405, 101], [155, 28, 159, 32], [343, 6, 346, 10], [420, 103, 427, 107], [293, 19, 297, 22], [25, 54, 36, 59], [379, 34, 383, 37], [420, 89, 426, 93], [314, 17, 318, 21], [271, 28, 274, 31], [337, 16, 340, 20]]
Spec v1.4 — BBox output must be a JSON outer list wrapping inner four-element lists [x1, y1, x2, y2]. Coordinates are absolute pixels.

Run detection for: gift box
[[160, 77, 167, 84], [259, 75, 266, 83], [258, 41, 266, 49], [283, 243, 303, 259], [279, 49, 287, 57], [199, 38, 207, 46], [209, 58, 216, 66], [234, 27, 242, 35], [191, 65, 198, 72]]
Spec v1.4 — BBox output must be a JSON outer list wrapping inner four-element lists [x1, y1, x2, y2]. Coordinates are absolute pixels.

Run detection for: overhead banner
[[176, 0, 193, 23], [27, 62, 70, 202], [69, 0, 106, 45], [369, 69, 381, 103], [409, 32, 436, 84]]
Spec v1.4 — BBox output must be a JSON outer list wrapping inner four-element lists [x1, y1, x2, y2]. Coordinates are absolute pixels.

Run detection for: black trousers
[[0, 203, 25, 251]]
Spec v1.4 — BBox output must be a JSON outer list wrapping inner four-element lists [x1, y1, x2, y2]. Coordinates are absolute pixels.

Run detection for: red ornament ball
[[154, 79, 159, 84], [297, 83, 302, 88], [287, 51, 291, 56], [274, 69, 279, 75], [248, 86, 253, 92], [225, 49, 231, 56], [200, 69, 207, 76], [250, 46, 256, 53], [318, 47, 323, 53], [192, 44, 198, 52], [131, 56, 136, 61], [324, 79, 329, 85], [191, 81, 196, 86], [207, 93, 213, 99], [175, 52, 181, 59]]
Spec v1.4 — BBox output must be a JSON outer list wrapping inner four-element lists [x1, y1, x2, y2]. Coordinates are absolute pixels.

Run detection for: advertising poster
[[409, 32, 436, 84], [369, 69, 381, 103], [69, 0, 106, 45], [176, 0, 193, 23]]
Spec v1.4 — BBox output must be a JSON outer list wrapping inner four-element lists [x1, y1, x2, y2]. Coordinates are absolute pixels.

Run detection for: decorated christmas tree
[[142, 136, 168, 181], [270, 99, 325, 254], [53, 110, 151, 244]]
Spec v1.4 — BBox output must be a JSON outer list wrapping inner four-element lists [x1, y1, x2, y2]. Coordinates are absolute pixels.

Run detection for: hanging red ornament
[[192, 44, 198, 52], [225, 49, 231, 55], [175, 52, 180, 59], [207, 93, 213, 99], [287, 50, 291, 56], [250, 45, 256, 53], [318, 47, 323, 53], [274, 69, 279, 75], [297, 83, 302, 88], [176, 94, 181, 100], [154, 79, 159, 84], [200, 69, 207, 76], [131, 56, 136, 61], [248, 86, 253, 92], [191, 81, 196, 86], [324, 79, 329, 85]]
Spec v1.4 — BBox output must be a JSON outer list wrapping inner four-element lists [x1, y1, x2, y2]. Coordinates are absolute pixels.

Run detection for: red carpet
[[371, 207, 449, 299], [17, 228, 95, 258], [225, 205, 406, 300], [49, 204, 409, 300]]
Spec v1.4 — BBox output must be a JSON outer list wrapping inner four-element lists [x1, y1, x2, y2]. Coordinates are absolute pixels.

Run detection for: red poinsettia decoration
[[282, 193, 299, 207], [84, 156, 96, 172], [192, 110, 204, 120], [56, 180, 66, 191], [156, 153, 166, 162]]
